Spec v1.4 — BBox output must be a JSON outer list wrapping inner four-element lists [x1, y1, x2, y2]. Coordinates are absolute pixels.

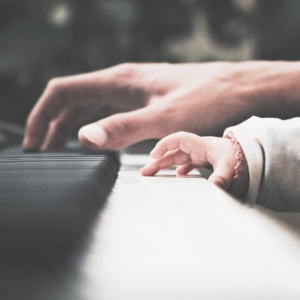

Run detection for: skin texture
[[23, 61, 300, 151], [140, 132, 237, 191]]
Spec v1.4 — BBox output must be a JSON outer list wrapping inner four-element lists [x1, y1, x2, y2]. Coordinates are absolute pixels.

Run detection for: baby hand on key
[[141, 132, 237, 191]]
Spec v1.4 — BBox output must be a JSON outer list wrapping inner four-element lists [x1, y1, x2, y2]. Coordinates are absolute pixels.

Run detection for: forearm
[[232, 61, 300, 120], [189, 61, 300, 138]]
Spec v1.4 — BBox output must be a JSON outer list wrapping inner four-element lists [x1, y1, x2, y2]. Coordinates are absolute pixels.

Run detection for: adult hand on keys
[[22, 61, 300, 151]]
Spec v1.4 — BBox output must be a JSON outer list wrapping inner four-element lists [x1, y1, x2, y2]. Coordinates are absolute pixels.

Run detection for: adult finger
[[22, 80, 67, 150], [140, 149, 191, 176], [208, 159, 235, 191], [150, 132, 204, 160], [23, 72, 106, 151], [176, 163, 195, 175], [41, 108, 81, 149], [79, 105, 165, 151]]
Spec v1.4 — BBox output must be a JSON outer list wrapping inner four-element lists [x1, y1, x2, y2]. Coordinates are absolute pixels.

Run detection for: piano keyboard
[[1, 153, 300, 300]]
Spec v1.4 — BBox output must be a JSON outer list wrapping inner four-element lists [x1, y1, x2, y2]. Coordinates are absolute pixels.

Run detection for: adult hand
[[140, 132, 237, 191], [22, 61, 299, 151]]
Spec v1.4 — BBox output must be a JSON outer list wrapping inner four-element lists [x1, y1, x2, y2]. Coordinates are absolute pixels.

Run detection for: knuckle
[[155, 139, 164, 149], [47, 78, 65, 95], [47, 78, 59, 90], [115, 63, 137, 76], [120, 62, 136, 71], [177, 131, 187, 137], [171, 131, 187, 144]]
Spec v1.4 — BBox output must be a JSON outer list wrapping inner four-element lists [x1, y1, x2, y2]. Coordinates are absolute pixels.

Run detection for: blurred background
[[1, 0, 300, 125]]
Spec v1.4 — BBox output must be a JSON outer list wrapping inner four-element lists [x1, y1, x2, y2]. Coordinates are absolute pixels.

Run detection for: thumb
[[208, 159, 235, 191], [78, 107, 161, 151]]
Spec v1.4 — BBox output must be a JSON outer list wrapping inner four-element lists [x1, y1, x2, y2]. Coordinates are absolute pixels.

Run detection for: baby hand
[[140, 132, 237, 191]]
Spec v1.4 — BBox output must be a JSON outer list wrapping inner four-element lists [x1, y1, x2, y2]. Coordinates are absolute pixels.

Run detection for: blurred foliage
[[0, 0, 300, 125]]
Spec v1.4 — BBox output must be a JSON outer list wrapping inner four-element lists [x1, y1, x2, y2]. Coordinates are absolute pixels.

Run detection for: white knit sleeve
[[224, 116, 300, 212]]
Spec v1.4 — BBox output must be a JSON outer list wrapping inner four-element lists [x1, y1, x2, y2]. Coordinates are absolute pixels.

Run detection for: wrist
[[203, 137, 237, 173]]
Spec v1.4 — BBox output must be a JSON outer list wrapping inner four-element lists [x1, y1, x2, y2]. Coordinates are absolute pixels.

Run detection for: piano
[[1, 121, 300, 300]]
